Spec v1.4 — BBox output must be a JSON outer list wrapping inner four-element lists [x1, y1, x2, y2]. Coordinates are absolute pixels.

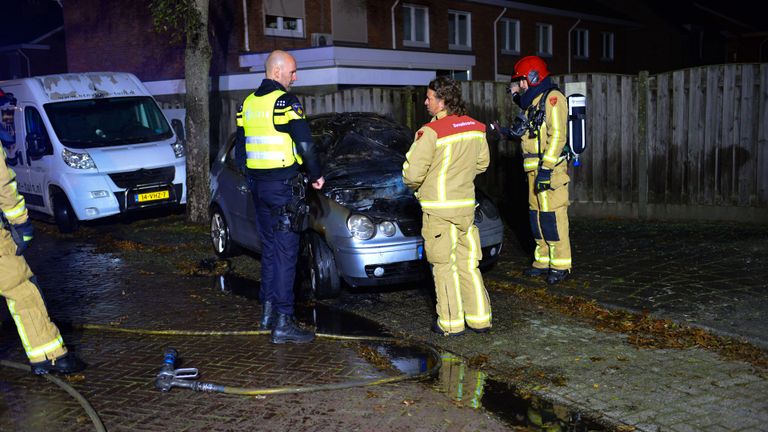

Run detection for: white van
[[0, 72, 186, 232]]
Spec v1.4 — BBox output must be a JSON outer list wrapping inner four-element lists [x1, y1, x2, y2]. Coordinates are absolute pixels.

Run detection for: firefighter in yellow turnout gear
[[403, 76, 492, 335], [510, 56, 572, 285], [0, 89, 85, 374]]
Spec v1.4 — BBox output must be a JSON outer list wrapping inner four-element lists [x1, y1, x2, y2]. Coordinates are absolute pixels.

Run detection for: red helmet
[[511, 56, 550, 86]]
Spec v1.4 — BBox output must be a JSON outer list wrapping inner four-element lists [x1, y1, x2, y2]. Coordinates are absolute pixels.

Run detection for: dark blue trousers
[[247, 176, 299, 315]]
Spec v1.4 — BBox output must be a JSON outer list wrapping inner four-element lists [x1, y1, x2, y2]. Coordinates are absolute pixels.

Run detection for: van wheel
[[297, 232, 340, 300], [210, 206, 239, 258], [52, 190, 79, 233]]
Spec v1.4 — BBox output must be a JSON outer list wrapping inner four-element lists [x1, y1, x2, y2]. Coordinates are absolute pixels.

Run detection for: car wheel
[[298, 232, 340, 300], [52, 189, 79, 233], [210, 206, 239, 258]]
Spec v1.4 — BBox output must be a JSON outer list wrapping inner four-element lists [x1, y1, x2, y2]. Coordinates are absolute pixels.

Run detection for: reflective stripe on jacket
[[238, 89, 303, 170], [521, 90, 568, 172], [0, 148, 28, 224], [402, 111, 490, 218]]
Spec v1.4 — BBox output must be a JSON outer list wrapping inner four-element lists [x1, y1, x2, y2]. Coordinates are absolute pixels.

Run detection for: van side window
[[25, 107, 53, 157]]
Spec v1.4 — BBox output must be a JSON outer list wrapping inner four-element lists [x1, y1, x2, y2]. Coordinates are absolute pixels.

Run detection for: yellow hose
[[0, 359, 106, 432], [78, 324, 442, 396], [0, 323, 441, 432]]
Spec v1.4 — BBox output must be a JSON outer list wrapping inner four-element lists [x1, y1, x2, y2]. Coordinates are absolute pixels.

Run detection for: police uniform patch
[[549, 96, 558, 106], [291, 102, 304, 117]]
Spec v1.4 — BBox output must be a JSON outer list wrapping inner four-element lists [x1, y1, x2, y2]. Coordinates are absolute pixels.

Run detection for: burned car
[[209, 112, 503, 299]]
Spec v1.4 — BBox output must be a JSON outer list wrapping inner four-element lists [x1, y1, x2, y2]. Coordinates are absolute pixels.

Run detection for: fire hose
[[1, 324, 442, 432], [78, 325, 441, 396]]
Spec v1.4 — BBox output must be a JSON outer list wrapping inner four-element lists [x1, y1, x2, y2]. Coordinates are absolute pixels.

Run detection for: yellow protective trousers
[[422, 213, 492, 333], [0, 229, 67, 363], [527, 166, 572, 271]]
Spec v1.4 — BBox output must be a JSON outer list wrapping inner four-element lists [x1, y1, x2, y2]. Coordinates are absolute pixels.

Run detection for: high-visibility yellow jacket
[[402, 111, 490, 218], [521, 89, 568, 173], [0, 148, 28, 225], [237, 89, 304, 170]]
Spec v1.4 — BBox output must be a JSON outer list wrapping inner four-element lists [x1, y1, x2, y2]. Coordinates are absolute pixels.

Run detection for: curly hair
[[428, 76, 467, 116]]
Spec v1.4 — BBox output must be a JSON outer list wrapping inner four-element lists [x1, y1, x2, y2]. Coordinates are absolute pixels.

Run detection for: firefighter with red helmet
[[508, 56, 572, 284], [0, 88, 86, 374]]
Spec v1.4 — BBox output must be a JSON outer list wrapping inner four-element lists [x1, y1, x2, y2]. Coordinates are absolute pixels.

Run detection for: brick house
[[62, 0, 639, 95]]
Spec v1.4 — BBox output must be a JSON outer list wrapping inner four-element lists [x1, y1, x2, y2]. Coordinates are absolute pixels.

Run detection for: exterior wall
[[60, 0, 641, 83], [63, 0, 245, 81], [63, 0, 184, 80]]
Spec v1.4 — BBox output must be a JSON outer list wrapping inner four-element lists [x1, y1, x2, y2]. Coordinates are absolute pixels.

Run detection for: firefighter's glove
[[12, 220, 34, 256], [534, 168, 552, 194]]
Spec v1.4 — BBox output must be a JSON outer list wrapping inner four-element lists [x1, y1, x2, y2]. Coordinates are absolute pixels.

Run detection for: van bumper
[[64, 163, 186, 221]]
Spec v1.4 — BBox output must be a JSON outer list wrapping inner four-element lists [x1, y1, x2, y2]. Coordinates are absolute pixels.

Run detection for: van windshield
[[44, 96, 173, 148]]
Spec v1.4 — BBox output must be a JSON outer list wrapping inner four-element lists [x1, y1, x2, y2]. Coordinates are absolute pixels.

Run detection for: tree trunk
[[184, 0, 212, 224]]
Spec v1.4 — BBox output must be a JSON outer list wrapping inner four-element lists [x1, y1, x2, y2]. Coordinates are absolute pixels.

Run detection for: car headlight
[[379, 221, 396, 237], [347, 214, 375, 240], [62, 148, 96, 169], [171, 138, 185, 158]]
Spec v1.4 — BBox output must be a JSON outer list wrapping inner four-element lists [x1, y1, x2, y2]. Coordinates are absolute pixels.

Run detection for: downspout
[[242, 0, 250, 51], [567, 19, 581, 74], [493, 8, 507, 81], [391, 0, 400, 49]]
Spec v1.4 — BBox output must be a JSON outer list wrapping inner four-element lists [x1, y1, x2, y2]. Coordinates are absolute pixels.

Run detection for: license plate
[[136, 190, 170, 202]]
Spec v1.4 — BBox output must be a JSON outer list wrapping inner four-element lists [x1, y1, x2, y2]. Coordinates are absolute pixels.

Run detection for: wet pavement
[[1, 214, 767, 431]]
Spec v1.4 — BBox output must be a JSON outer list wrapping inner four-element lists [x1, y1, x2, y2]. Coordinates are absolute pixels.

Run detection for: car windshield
[[44, 96, 173, 148], [309, 113, 417, 214]]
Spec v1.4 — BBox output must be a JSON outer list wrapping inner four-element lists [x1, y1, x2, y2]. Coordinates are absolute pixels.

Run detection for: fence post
[[637, 70, 649, 219], [405, 87, 415, 130]]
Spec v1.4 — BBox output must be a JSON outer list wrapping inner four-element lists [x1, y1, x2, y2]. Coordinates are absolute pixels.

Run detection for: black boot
[[271, 313, 315, 344], [547, 269, 570, 285], [523, 267, 548, 277], [260, 301, 276, 330], [30, 352, 86, 376]]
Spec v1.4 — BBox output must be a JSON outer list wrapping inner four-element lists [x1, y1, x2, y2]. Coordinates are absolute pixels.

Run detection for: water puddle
[[213, 272, 388, 336], [379, 344, 607, 431], [213, 272, 606, 431]]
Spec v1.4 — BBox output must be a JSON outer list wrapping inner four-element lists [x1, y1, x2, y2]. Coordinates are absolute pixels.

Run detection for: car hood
[[324, 170, 420, 220], [314, 114, 420, 220]]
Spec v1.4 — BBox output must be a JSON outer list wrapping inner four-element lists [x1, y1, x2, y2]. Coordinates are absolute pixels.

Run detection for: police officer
[[236, 50, 324, 344], [507, 56, 572, 284], [403, 76, 492, 336], [0, 89, 86, 375]]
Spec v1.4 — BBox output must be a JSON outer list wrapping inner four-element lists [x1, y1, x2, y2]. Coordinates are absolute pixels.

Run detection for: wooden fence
[[173, 63, 768, 222]]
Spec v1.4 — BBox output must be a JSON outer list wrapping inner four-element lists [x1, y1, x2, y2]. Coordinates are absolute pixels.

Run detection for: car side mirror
[[26, 132, 52, 160], [171, 118, 186, 146]]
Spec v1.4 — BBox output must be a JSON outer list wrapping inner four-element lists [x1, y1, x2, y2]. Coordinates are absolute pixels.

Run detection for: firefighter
[[509, 56, 572, 284], [0, 89, 86, 374], [403, 76, 492, 336], [235, 50, 324, 344]]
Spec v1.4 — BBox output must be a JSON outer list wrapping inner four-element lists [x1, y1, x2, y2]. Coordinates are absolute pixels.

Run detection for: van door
[[17, 106, 54, 211]]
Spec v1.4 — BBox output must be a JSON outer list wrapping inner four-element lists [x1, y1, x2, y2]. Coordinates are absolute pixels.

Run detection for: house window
[[448, 10, 471, 50], [263, 0, 304, 38], [574, 28, 589, 58], [403, 3, 429, 47], [536, 23, 553, 56], [601, 32, 615, 61], [501, 18, 520, 54]]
